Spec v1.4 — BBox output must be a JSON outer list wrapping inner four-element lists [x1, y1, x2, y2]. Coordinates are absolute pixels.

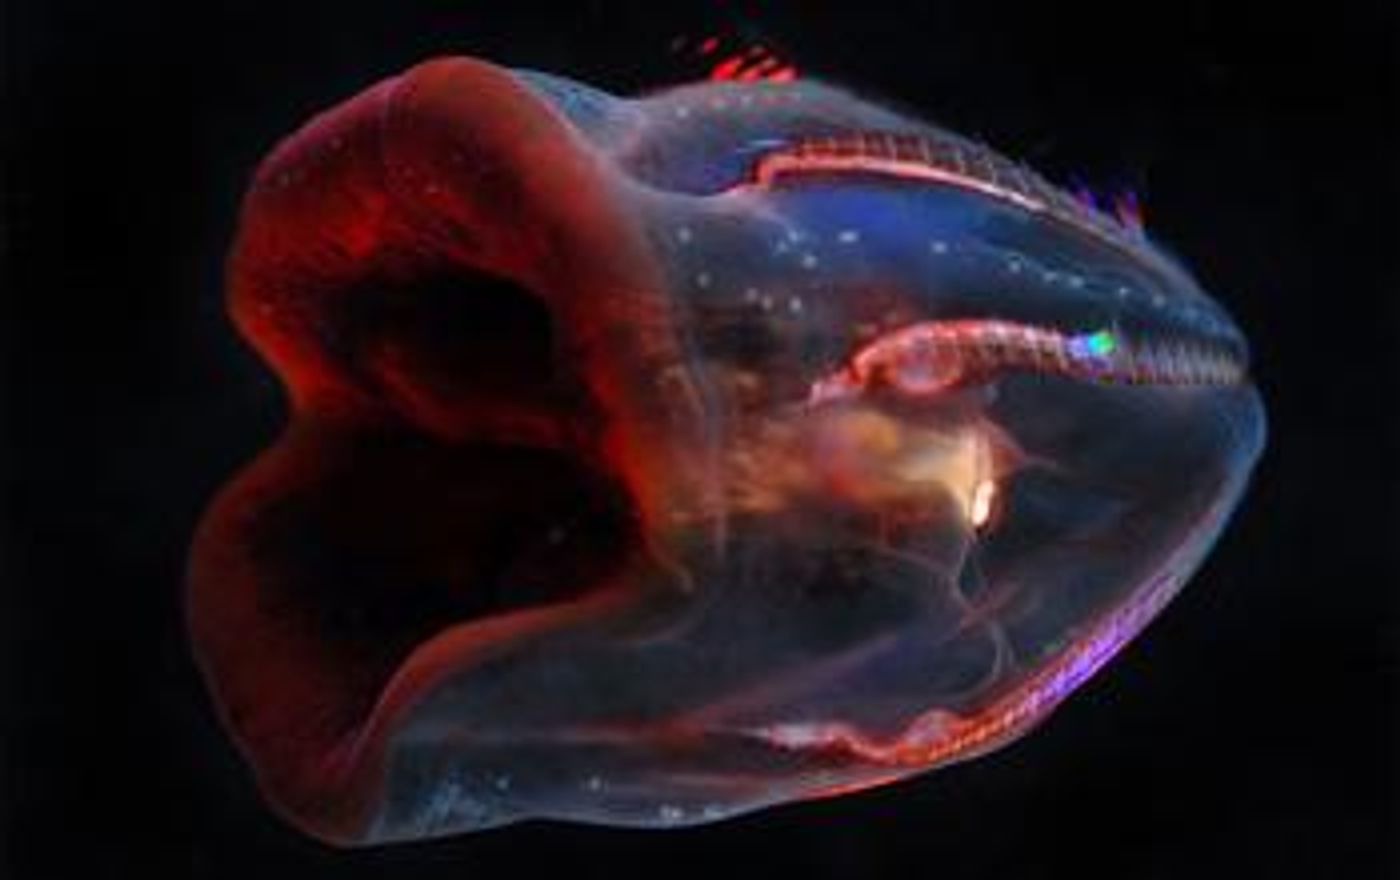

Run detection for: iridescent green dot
[[1087, 330, 1116, 356]]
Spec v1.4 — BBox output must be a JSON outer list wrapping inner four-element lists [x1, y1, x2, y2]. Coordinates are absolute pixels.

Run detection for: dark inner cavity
[[338, 265, 598, 428], [250, 266, 641, 739]]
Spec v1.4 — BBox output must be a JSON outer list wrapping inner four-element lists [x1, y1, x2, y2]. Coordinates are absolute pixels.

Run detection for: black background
[[5, 1, 1397, 877]]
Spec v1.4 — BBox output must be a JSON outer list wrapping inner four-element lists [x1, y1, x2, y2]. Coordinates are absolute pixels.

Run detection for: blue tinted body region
[[191, 57, 1264, 846]]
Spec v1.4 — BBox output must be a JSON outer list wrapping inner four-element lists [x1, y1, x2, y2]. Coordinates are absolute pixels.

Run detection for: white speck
[[800, 253, 819, 269], [676, 226, 693, 244], [760, 295, 774, 311], [585, 776, 604, 792], [1117, 286, 1131, 299], [786, 229, 804, 244], [1007, 259, 1022, 273], [675, 106, 691, 120], [695, 271, 712, 289], [788, 297, 804, 314], [930, 239, 949, 254], [837, 229, 860, 244], [1043, 270, 1058, 283], [1151, 293, 1166, 308], [701, 805, 724, 819], [1067, 274, 1084, 288], [659, 805, 684, 822], [494, 775, 512, 791], [744, 287, 761, 303]]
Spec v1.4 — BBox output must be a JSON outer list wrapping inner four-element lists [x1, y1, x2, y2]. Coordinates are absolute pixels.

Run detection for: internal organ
[[810, 319, 1244, 405], [189, 57, 1266, 845]]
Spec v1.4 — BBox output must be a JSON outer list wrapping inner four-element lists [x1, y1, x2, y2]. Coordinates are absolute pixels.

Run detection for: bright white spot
[[788, 297, 804, 314], [801, 253, 819, 269], [585, 776, 603, 792], [1067, 274, 1084, 288], [930, 239, 949, 254], [676, 226, 693, 244], [659, 805, 685, 822], [695, 271, 712, 289], [837, 229, 860, 244], [760, 295, 774, 311], [970, 479, 997, 529], [1007, 259, 1022, 273]]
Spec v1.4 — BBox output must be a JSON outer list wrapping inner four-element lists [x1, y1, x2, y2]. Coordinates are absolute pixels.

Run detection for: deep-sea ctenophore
[[188, 57, 1266, 845]]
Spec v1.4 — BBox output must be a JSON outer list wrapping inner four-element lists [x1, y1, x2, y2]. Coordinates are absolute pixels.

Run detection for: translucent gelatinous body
[[189, 57, 1265, 844]]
